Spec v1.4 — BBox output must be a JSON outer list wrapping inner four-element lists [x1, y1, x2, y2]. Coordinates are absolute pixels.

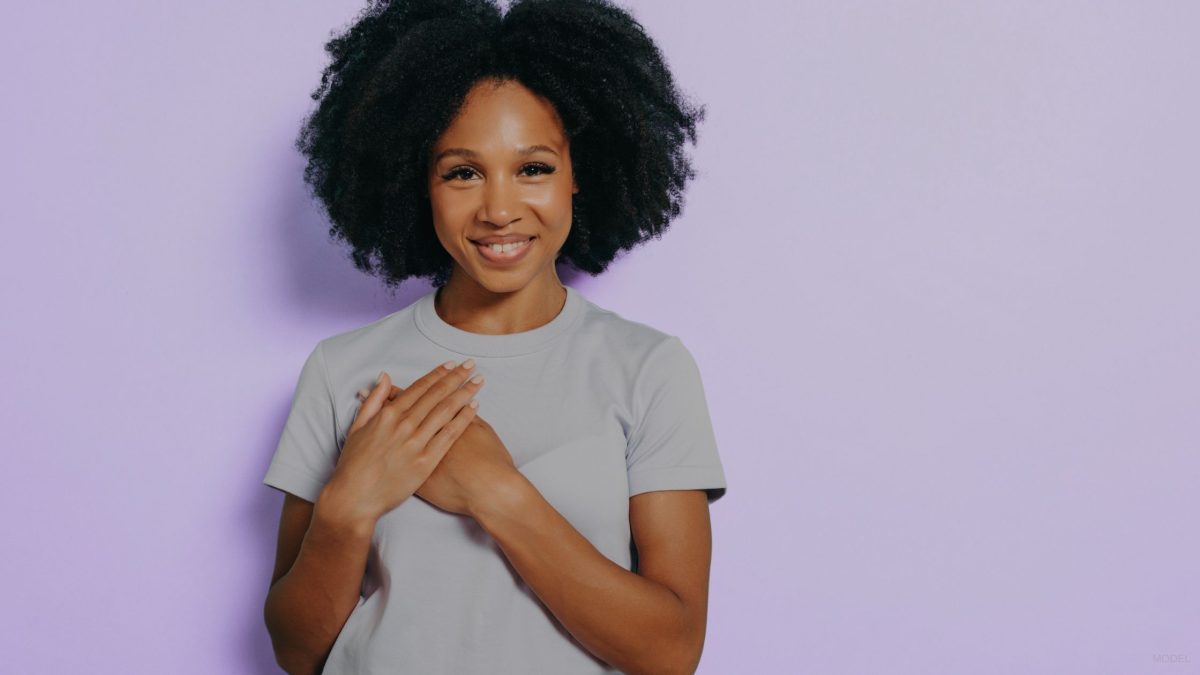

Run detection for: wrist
[[315, 481, 377, 538], [469, 469, 534, 526]]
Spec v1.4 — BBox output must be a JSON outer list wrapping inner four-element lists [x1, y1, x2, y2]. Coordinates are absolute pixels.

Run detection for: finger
[[409, 369, 485, 447], [385, 360, 463, 412], [358, 384, 404, 403], [350, 372, 393, 433], [422, 397, 480, 464]]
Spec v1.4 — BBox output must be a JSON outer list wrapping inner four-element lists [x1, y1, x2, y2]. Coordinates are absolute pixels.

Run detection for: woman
[[261, 1, 728, 673]]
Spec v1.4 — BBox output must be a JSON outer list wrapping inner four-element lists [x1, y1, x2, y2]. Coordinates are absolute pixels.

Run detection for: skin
[[426, 76, 578, 334], [265, 78, 714, 675]]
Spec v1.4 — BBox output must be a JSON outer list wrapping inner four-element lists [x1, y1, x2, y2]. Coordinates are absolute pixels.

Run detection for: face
[[427, 78, 578, 293]]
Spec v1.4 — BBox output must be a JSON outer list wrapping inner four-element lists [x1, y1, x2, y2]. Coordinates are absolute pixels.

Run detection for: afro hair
[[294, 0, 706, 289]]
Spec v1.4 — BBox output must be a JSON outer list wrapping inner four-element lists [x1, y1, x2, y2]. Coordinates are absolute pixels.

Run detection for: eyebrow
[[432, 144, 560, 164]]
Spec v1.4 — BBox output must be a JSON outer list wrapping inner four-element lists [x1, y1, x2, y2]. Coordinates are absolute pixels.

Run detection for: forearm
[[470, 475, 695, 675], [264, 484, 375, 675]]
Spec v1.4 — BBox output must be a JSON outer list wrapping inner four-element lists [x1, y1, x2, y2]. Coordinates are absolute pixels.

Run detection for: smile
[[472, 237, 535, 265]]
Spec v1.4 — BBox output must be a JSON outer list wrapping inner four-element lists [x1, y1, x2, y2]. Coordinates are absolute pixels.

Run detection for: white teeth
[[487, 239, 531, 254]]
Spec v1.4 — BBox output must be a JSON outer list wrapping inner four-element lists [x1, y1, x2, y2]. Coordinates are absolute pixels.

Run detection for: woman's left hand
[[414, 414, 520, 517], [356, 383, 520, 518]]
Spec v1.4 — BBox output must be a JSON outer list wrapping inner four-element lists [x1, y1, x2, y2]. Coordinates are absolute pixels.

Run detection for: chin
[[465, 266, 536, 292]]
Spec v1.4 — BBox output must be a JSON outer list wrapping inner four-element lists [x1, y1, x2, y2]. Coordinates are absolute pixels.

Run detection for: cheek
[[529, 190, 574, 229], [429, 196, 477, 251], [430, 190, 475, 222]]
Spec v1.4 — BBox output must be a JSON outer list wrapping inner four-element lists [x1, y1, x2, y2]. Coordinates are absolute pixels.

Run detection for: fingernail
[[462, 358, 475, 370], [357, 388, 370, 400], [469, 375, 484, 384], [376, 371, 386, 385], [443, 361, 458, 370]]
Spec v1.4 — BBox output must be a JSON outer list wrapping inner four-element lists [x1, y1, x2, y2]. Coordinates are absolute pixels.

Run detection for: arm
[[470, 479, 714, 675], [263, 484, 376, 675]]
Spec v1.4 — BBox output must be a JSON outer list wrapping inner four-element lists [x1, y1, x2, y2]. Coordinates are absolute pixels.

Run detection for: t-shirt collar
[[413, 285, 583, 357]]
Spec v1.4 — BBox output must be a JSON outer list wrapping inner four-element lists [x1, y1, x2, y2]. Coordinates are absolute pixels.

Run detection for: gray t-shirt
[[263, 284, 727, 674]]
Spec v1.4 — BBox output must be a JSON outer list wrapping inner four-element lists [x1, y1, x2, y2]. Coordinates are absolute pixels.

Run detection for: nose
[[478, 174, 521, 227]]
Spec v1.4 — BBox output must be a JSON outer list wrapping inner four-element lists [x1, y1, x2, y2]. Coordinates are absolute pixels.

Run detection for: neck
[[434, 270, 567, 335]]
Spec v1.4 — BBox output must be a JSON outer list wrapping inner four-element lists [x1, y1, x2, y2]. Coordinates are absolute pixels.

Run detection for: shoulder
[[573, 291, 680, 366], [573, 296, 711, 413], [310, 303, 418, 369]]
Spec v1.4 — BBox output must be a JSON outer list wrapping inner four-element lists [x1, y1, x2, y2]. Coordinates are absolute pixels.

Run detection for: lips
[[471, 235, 535, 245], [472, 236, 536, 265]]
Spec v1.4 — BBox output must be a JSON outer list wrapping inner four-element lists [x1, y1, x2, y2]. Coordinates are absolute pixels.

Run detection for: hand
[[357, 380, 519, 518], [322, 360, 484, 525], [415, 414, 519, 517]]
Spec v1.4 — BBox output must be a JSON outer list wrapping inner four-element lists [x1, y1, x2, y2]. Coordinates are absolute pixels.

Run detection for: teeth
[[487, 239, 530, 254]]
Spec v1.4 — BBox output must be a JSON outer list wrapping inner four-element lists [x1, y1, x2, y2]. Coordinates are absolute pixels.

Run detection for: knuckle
[[444, 395, 466, 410], [439, 375, 466, 392], [393, 415, 415, 438], [433, 399, 459, 418]]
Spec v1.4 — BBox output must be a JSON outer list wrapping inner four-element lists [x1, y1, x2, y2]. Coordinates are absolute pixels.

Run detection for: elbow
[[273, 651, 323, 675], [264, 595, 325, 675], [637, 649, 700, 675], [268, 639, 321, 675], [267, 634, 325, 675], [673, 636, 705, 675], [670, 614, 707, 675], [634, 624, 705, 675]]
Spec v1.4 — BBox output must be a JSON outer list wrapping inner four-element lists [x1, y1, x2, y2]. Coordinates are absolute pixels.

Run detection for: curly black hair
[[294, 0, 706, 289]]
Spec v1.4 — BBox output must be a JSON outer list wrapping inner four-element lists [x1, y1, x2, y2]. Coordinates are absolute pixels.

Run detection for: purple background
[[3, 1, 1197, 673]]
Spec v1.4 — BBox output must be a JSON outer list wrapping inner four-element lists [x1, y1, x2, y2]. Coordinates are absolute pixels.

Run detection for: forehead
[[434, 79, 568, 153]]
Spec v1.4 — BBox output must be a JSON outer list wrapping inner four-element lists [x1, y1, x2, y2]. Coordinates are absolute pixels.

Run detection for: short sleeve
[[262, 341, 341, 503], [626, 336, 728, 504]]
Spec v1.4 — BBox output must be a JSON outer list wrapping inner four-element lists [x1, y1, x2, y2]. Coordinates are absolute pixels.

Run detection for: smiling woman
[[292, 0, 705, 290], [262, 1, 726, 674], [428, 80, 578, 286]]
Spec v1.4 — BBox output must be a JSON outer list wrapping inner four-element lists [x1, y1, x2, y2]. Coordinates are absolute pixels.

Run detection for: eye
[[441, 166, 478, 182], [521, 162, 556, 177], [439, 163, 558, 182]]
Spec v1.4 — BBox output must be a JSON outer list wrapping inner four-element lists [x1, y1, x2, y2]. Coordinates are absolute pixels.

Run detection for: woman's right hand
[[320, 360, 484, 526]]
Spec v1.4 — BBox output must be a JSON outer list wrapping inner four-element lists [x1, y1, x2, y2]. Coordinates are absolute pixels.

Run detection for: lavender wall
[[2, 1, 1196, 673]]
